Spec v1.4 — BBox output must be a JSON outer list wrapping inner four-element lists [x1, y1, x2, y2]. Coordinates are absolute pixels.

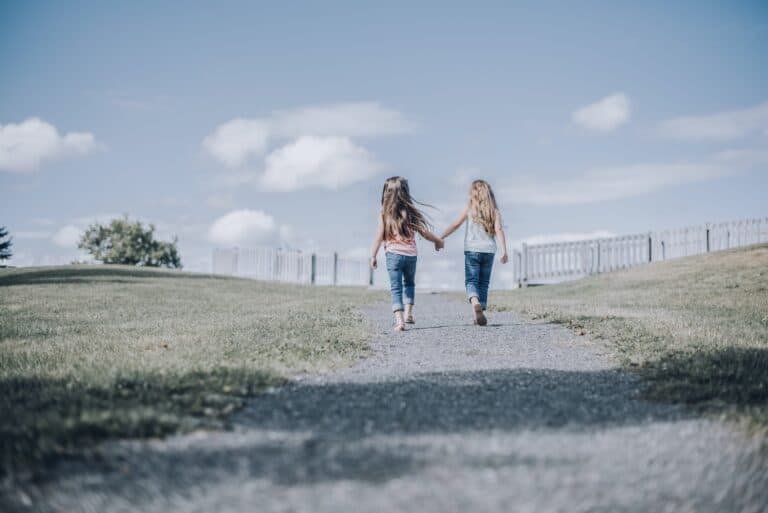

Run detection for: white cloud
[[260, 136, 381, 192], [202, 118, 270, 168], [207, 209, 276, 246], [503, 162, 731, 205], [0, 118, 97, 172], [202, 102, 411, 169], [52, 224, 82, 248], [572, 93, 631, 132], [449, 144, 767, 208], [658, 101, 768, 141]]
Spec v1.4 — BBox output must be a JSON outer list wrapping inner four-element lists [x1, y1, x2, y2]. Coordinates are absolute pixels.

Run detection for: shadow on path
[[236, 368, 683, 439], [7, 359, 768, 513], [406, 323, 509, 331], [20, 367, 684, 493]]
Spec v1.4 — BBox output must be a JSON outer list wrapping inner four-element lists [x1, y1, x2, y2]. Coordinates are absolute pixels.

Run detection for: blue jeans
[[386, 252, 417, 312], [465, 251, 494, 310]]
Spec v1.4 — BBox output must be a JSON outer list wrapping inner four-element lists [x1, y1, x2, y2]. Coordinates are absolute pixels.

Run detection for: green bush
[[78, 217, 181, 268]]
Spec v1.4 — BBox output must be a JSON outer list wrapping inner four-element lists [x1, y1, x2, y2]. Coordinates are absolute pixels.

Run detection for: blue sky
[[1, 1, 767, 288]]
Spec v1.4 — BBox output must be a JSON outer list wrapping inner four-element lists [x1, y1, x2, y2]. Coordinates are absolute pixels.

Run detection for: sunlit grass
[[492, 244, 768, 428], [0, 265, 382, 473]]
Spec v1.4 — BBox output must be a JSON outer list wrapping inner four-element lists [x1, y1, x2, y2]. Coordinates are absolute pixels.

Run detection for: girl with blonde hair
[[370, 176, 444, 331], [441, 179, 508, 325]]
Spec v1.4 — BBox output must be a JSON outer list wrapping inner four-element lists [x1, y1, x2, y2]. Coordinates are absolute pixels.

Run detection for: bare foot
[[473, 303, 487, 326], [404, 305, 415, 324], [393, 311, 406, 332]]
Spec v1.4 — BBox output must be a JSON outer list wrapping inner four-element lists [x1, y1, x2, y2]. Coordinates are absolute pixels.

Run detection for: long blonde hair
[[468, 179, 499, 235], [381, 176, 431, 240]]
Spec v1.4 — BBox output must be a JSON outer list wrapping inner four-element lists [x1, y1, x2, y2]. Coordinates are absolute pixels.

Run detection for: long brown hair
[[468, 179, 499, 235], [380, 176, 431, 240]]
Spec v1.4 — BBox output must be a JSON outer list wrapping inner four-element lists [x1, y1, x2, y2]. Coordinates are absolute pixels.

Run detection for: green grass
[[491, 244, 768, 428], [0, 265, 381, 474]]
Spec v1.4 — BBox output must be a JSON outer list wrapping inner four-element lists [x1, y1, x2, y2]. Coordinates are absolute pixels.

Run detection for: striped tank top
[[384, 236, 418, 256]]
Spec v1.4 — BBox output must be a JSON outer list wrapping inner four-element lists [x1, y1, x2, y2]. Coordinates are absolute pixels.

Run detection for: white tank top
[[464, 216, 496, 253]]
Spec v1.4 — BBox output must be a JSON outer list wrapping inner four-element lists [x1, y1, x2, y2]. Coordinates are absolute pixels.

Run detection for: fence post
[[333, 252, 338, 286], [648, 233, 652, 263], [521, 243, 528, 288], [705, 225, 710, 252], [596, 241, 601, 273], [310, 254, 317, 285], [273, 250, 280, 281]]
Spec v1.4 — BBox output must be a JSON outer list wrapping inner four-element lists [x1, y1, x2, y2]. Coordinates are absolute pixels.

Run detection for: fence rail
[[513, 217, 768, 287], [212, 247, 372, 286]]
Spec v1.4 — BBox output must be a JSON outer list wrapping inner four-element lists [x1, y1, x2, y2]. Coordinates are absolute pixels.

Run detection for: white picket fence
[[212, 247, 372, 286], [513, 217, 768, 287]]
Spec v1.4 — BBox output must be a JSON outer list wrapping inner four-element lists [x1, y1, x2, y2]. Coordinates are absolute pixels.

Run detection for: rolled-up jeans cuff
[[392, 303, 404, 312], [466, 293, 486, 310]]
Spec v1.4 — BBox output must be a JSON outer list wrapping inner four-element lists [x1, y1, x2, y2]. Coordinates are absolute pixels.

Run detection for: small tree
[[0, 226, 12, 261], [78, 217, 182, 268]]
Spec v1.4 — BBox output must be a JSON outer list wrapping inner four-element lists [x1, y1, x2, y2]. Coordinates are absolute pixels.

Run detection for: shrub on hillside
[[78, 217, 182, 268]]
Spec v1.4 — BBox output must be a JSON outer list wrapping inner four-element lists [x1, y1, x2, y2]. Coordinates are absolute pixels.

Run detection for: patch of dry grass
[[0, 265, 382, 474], [492, 244, 768, 427]]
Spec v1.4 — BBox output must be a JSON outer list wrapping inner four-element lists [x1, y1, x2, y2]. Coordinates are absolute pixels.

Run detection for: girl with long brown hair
[[441, 179, 508, 325], [370, 176, 444, 331]]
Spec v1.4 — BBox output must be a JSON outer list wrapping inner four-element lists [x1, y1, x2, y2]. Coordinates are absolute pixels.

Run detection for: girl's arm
[[495, 209, 509, 264], [440, 206, 468, 240], [417, 227, 444, 251], [370, 214, 385, 269]]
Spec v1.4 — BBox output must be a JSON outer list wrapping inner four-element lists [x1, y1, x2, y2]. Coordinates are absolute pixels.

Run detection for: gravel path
[[6, 294, 768, 512]]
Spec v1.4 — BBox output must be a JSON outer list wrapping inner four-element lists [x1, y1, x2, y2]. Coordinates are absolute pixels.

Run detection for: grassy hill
[[493, 244, 768, 429], [0, 266, 381, 474], [4, 248, 767, 474]]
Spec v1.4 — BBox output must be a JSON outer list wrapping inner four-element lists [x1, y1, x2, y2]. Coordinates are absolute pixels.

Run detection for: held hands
[[500, 252, 509, 264], [434, 238, 445, 251]]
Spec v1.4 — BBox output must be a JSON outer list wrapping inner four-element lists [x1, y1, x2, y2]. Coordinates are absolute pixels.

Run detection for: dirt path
[[7, 294, 767, 512]]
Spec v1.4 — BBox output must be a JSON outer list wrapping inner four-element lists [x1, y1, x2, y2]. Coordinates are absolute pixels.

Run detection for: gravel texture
[[4, 294, 768, 513]]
